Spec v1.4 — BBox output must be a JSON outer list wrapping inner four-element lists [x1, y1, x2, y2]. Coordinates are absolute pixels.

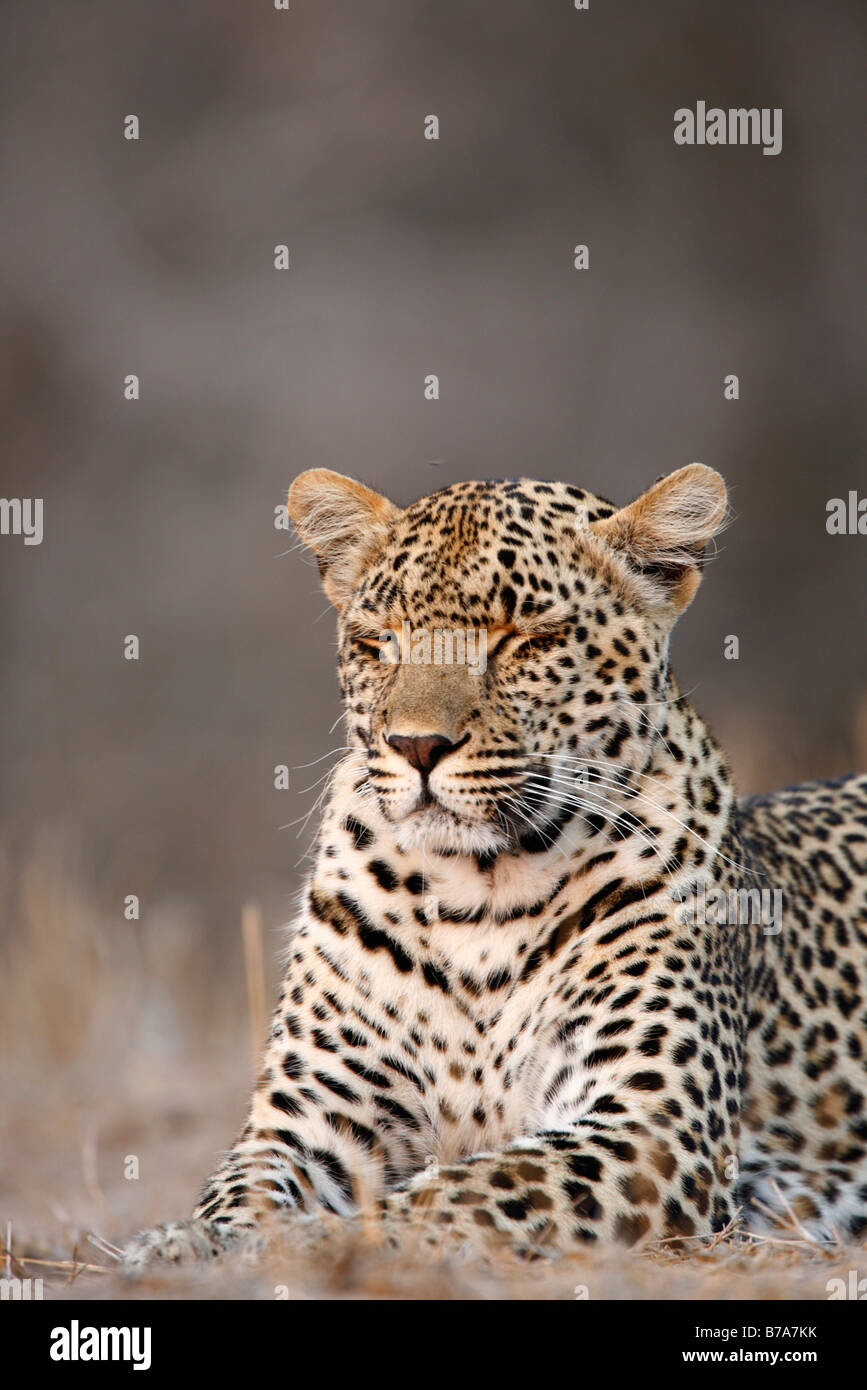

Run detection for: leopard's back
[[735, 774, 867, 1237]]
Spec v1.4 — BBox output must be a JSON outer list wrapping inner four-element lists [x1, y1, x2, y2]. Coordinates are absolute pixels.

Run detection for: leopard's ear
[[591, 464, 728, 613], [288, 469, 399, 608]]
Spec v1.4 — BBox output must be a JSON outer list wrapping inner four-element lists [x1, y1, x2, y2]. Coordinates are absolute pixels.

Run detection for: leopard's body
[[124, 467, 867, 1267]]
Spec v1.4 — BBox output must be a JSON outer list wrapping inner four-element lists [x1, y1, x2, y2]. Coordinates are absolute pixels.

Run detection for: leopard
[[123, 463, 867, 1268]]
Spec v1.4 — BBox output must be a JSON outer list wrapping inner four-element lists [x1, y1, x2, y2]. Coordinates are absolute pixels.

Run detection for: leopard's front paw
[[121, 1219, 238, 1273]]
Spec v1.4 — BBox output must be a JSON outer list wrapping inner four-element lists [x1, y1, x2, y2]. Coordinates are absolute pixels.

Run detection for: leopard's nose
[[386, 732, 467, 776]]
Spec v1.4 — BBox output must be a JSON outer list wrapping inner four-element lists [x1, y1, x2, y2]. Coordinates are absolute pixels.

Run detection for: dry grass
[[1, 832, 863, 1302], [4, 1212, 863, 1303]]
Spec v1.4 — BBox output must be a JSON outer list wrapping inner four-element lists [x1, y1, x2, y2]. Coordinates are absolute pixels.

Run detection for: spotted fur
[[124, 466, 867, 1267]]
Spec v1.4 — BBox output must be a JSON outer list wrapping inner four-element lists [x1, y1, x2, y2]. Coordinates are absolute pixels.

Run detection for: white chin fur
[[393, 806, 509, 857]]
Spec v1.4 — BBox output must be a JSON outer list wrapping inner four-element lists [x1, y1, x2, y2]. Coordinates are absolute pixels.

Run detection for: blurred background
[[1, 0, 864, 1266]]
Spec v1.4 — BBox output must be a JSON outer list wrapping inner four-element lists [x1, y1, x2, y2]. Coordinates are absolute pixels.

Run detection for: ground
[[2, 832, 864, 1302]]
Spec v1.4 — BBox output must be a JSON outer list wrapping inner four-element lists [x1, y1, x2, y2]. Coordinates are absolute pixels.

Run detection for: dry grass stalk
[[241, 902, 267, 1077]]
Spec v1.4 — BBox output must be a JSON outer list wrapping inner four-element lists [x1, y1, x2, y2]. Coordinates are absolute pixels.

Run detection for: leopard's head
[[289, 466, 727, 857]]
